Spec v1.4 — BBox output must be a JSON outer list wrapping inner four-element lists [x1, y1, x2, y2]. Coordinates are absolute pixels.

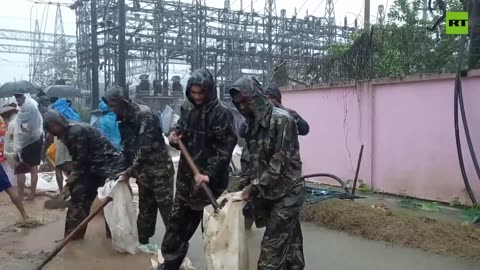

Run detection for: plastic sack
[[203, 192, 249, 270], [13, 95, 43, 151], [161, 105, 173, 134], [98, 180, 139, 254]]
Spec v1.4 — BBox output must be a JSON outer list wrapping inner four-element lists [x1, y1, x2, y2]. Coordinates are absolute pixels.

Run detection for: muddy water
[[1, 214, 478, 270]]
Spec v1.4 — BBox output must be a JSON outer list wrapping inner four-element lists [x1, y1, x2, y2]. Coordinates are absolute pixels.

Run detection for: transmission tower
[[73, 0, 355, 110], [30, 19, 53, 86], [377, 5, 385, 25], [53, 3, 69, 82], [325, 0, 336, 45], [265, 0, 277, 73]]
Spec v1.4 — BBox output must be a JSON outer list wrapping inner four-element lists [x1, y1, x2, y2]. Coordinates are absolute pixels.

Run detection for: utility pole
[[91, 0, 99, 109], [118, 0, 127, 98], [364, 0, 370, 30]]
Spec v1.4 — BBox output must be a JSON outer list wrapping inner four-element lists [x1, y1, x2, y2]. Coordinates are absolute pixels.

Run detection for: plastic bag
[[203, 192, 249, 270], [98, 180, 139, 254], [161, 105, 173, 134]]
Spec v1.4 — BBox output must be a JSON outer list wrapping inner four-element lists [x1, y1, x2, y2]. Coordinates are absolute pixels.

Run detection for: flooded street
[[0, 194, 478, 270]]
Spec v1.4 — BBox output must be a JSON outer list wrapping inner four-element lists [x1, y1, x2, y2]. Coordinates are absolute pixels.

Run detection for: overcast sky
[[0, 0, 390, 84]]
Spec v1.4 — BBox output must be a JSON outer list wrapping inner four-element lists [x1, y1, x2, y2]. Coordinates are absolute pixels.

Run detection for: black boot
[[139, 237, 149, 245]]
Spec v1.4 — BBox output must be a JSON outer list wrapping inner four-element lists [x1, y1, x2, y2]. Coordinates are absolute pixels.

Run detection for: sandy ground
[[0, 193, 479, 270]]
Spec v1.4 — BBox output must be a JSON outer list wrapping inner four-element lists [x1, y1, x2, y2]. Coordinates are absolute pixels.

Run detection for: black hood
[[262, 84, 282, 103], [185, 68, 217, 106], [229, 76, 272, 128]]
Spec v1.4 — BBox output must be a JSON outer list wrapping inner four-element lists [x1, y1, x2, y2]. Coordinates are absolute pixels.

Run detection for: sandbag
[[98, 180, 139, 254], [203, 192, 248, 270]]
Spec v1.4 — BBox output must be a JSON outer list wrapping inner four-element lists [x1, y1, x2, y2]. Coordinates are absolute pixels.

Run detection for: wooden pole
[[351, 145, 365, 195]]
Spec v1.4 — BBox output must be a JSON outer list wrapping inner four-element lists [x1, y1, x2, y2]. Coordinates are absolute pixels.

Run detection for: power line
[[312, 0, 326, 15]]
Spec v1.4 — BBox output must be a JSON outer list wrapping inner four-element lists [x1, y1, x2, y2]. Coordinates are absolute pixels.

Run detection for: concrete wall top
[[281, 69, 480, 92]]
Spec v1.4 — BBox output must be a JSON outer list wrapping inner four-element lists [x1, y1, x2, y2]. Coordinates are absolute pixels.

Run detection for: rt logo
[[446, 12, 468, 35]]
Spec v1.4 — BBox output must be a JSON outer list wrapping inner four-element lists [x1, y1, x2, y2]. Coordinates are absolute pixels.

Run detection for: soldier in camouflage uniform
[[229, 77, 305, 270], [43, 110, 127, 240], [102, 86, 175, 245], [159, 68, 237, 270]]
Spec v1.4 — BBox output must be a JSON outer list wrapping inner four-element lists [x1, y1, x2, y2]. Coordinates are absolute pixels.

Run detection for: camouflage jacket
[[229, 77, 303, 201], [62, 122, 126, 184], [238, 107, 309, 137], [118, 101, 172, 177], [172, 70, 237, 208]]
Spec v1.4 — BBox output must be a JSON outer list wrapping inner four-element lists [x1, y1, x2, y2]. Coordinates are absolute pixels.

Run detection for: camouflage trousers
[[137, 163, 175, 244], [65, 178, 111, 240], [257, 185, 305, 270], [160, 196, 204, 270]]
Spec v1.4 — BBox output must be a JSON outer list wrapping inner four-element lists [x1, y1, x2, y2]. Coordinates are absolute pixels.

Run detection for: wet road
[[0, 214, 478, 270]]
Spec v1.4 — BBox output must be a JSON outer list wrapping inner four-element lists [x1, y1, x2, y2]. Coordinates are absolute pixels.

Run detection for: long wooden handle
[[35, 197, 113, 270], [177, 139, 220, 211]]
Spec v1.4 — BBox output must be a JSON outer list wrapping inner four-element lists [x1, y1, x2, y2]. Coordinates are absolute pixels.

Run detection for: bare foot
[[26, 194, 35, 201]]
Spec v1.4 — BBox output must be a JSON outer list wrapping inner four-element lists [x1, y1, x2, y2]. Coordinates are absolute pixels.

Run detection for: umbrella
[[44, 85, 81, 98], [0, 80, 38, 98]]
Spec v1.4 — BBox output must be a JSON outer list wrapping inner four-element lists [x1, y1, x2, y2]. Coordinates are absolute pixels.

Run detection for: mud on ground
[[0, 194, 65, 269], [301, 199, 480, 260]]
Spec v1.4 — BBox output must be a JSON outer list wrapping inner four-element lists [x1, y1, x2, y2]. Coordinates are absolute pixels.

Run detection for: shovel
[[176, 140, 220, 212]]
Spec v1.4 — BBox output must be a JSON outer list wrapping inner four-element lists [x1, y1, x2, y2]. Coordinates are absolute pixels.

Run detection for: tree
[[292, 0, 467, 85]]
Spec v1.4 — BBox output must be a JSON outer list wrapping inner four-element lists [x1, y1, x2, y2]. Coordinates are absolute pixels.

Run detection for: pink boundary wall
[[281, 71, 480, 203]]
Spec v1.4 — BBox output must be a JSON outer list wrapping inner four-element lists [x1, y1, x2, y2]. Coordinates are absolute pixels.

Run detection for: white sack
[[161, 105, 174, 134], [98, 180, 139, 254], [203, 192, 249, 270]]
